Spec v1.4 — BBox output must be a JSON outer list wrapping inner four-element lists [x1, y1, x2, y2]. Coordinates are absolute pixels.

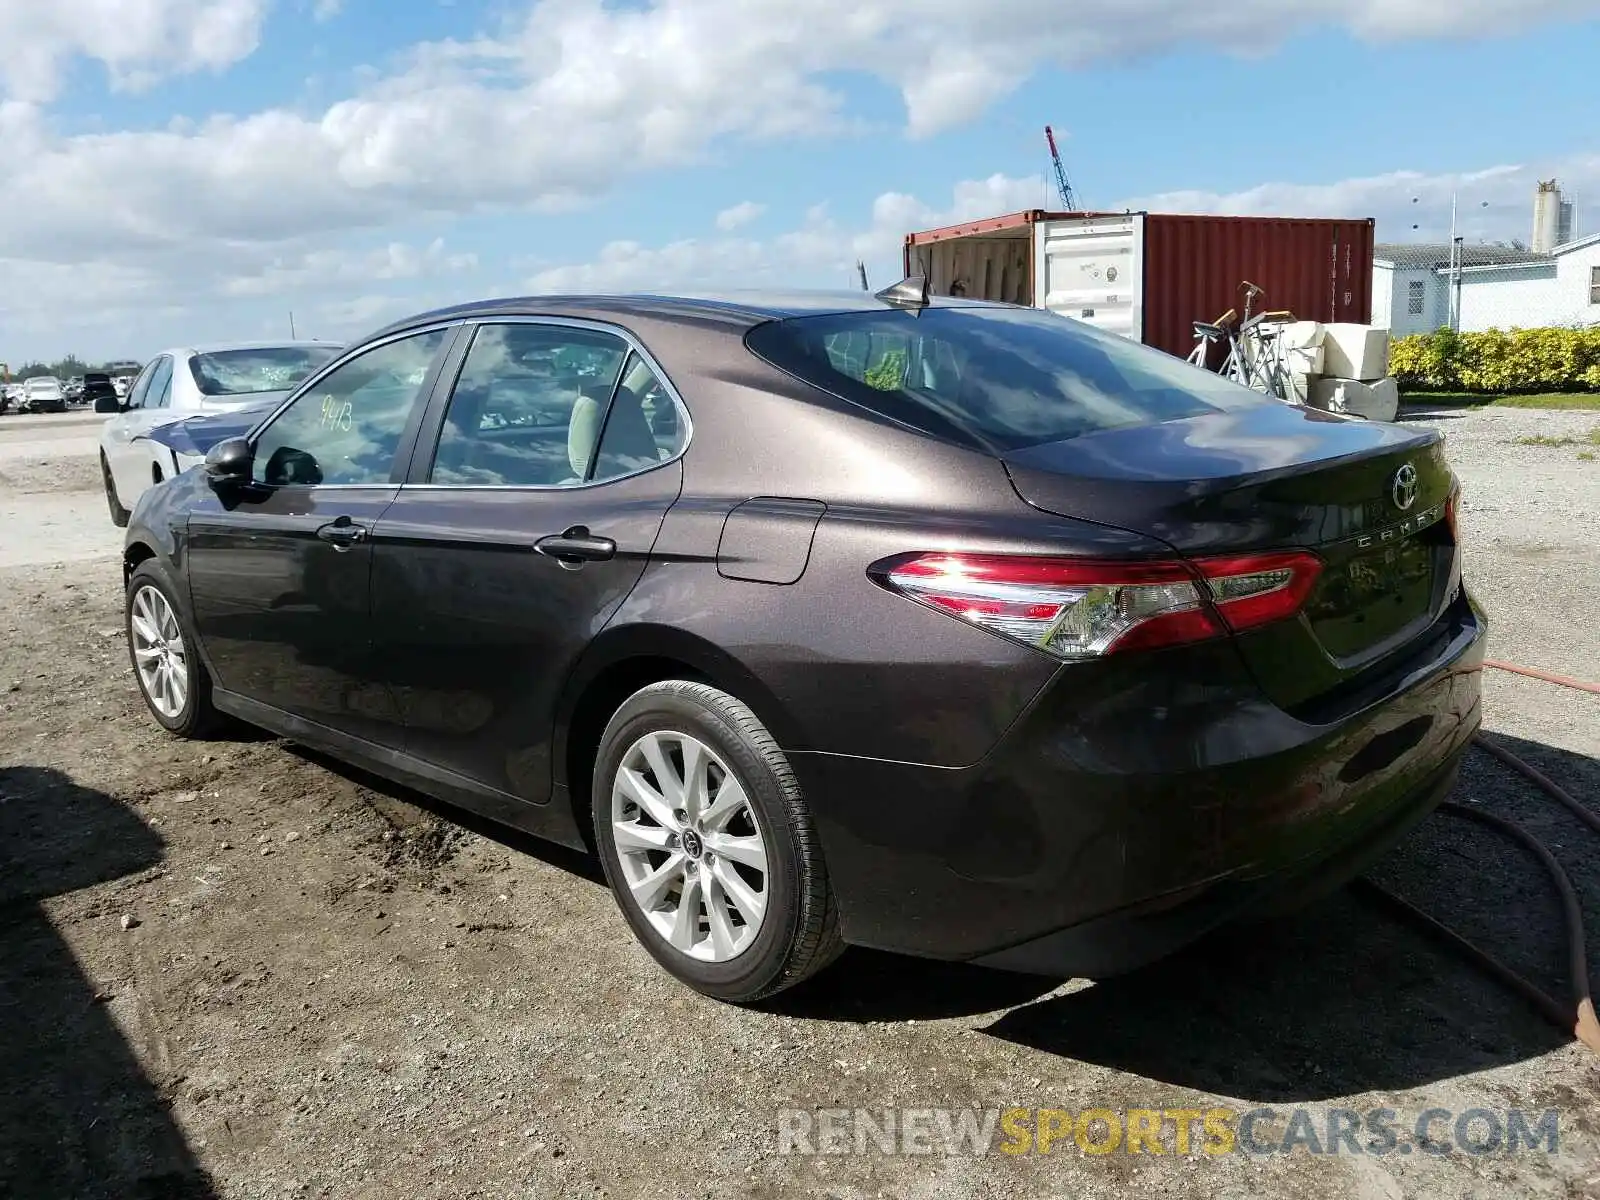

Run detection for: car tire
[[125, 559, 220, 738], [102, 453, 130, 528], [593, 680, 844, 1002]]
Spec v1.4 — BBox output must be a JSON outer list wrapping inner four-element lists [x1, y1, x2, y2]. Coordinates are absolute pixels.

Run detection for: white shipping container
[[1033, 214, 1145, 343], [908, 213, 1146, 342]]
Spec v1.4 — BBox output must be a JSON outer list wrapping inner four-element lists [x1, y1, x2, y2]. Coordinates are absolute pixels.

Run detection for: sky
[[1, 0, 1597, 362]]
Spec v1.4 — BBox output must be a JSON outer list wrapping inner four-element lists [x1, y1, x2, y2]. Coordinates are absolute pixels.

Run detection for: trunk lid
[[1003, 403, 1460, 711], [199, 390, 292, 414], [143, 399, 281, 463]]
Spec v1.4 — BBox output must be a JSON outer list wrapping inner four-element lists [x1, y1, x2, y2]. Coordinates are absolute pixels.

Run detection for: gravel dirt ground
[[1, 405, 1597, 1199]]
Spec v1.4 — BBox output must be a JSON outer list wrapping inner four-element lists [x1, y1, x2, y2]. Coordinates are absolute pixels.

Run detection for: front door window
[[252, 330, 448, 486]]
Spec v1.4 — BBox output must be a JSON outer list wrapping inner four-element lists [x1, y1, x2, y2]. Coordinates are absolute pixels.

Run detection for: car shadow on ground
[[781, 732, 1596, 1101], [284, 744, 607, 886], [289, 730, 1593, 1104], [0, 765, 217, 1199]]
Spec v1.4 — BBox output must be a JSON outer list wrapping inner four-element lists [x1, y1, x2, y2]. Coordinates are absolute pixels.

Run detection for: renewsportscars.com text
[[776, 1106, 1560, 1158]]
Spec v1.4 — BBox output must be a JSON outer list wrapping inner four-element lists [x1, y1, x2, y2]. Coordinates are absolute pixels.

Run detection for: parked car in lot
[[80, 371, 118, 412], [119, 288, 1485, 1002], [98, 340, 340, 525], [19, 376, 67, 413]]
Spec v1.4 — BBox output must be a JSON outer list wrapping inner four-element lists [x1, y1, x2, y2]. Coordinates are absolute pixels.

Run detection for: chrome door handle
[[316, 518, 367, 549], [534, 527, 616, 564]]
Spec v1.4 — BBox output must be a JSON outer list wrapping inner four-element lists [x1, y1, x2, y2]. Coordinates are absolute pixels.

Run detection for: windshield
[[25, 378, 61, 393], [745, 305, 1269, 451], [188, 345, 340, 397]]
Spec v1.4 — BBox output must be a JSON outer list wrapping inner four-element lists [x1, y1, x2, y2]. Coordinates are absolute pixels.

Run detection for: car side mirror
[[204, 437, 254, 487], [93, 396, 122, 414]]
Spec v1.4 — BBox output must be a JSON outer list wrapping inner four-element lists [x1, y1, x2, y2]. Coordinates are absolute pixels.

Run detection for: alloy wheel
[[610, 729, 770, 962], [130, 584, 190, 719]]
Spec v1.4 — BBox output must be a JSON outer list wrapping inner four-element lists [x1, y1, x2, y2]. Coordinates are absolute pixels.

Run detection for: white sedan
[[20, 376, 68, 413], [99, 340, 340, 525]]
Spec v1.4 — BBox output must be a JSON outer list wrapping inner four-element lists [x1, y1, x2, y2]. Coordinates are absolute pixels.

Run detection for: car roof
[[363, 289, 1008, 342], [151, 339, 343, 360]]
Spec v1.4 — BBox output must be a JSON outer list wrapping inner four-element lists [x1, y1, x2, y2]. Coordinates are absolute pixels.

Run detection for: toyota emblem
[[1390, 463, 1418, 511]]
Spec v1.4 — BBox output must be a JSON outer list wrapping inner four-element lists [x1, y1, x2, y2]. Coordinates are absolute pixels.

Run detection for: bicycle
[[1234, 308, 1298, 400], [1219, 281, 1300, 403], [1187, 307, 1237, 369]]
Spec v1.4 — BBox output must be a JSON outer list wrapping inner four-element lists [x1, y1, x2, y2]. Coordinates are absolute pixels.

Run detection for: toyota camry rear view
[[119, 288, 1485, 1002]]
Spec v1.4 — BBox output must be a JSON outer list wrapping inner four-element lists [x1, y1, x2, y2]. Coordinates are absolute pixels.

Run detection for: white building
[[1372, 181, 1600, 335]]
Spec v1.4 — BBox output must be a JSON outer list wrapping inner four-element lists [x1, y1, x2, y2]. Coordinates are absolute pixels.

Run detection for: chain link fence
[[1375, 241, 1600, 338]]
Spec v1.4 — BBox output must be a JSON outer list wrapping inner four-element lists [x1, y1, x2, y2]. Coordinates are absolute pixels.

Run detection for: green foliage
[[1390, 325, 1600, 394], [863, 347, 908, 391], [5, 354, 118, 382], [1514, 427, 1600, 447]]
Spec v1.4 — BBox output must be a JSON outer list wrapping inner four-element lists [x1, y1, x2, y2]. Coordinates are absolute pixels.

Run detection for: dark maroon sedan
[[121, 285, 1484, 1001]]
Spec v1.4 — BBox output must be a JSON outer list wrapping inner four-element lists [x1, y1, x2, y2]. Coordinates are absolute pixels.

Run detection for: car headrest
[[568, 394, 603, 478], [568, 385, 659, 479]]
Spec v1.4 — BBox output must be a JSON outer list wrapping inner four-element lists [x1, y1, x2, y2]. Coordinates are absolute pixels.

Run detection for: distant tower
[[1532, 179, 1566, 252], [1557, 195, 1575, 246]]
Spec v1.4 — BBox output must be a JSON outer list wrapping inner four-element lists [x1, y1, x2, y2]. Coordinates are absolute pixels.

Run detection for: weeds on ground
[[1408, 392, 1600, 410], [1512, 427, 1600, 449]]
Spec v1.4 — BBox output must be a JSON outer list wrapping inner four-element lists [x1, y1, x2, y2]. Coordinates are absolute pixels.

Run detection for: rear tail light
[[872, 550, 1322, 661], [1445, 484, 1461, 541]]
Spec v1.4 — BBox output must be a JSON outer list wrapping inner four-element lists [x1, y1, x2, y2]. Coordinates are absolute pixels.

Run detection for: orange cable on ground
[[1483, 659, 1600, 696]]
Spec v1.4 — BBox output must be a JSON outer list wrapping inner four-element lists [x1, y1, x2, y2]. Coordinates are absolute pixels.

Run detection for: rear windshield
[[189, 346, 340, 397], [745, 305, 1267, 451]]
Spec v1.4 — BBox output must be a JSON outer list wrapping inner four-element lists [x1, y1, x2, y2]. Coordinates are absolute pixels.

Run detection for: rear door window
[[125, 360, 159, 410], [428, 324, 684, 487], [746, 305, 1268, 451], [143, 357, 174, 410]]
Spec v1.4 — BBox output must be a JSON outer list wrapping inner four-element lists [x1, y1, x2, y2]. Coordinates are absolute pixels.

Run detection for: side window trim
[[403, 321, 498, 485], [138, 356, 173, 411], [246, 323, 464, 488], [125, 360, 158, 410], [151, 356, 175, 409], [402, 315, 693, 490], [583, 349, 644, 483]]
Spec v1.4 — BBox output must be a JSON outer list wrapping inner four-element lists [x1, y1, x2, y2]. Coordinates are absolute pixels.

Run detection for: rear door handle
[[316, 518, 368, 549], [535, 527, 616, 564]]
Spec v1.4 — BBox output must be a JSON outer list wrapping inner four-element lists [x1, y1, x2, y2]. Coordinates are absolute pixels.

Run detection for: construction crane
[[1044, 125, 1078, 211]]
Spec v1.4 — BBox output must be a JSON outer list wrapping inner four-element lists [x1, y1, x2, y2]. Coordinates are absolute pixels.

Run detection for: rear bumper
[[972, 752, 1461, 976], [790, 590, 1485, 974]]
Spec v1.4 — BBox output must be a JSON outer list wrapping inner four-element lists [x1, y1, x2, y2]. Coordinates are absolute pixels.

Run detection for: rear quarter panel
[[578, 339, 1176, 768]]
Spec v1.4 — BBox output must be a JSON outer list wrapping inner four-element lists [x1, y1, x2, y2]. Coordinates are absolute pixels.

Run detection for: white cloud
[[5, 0, 1598, 266], [526, 173, 1048, 293], [310, 0, 342, 20], [0, 0, 267, 102], [2, 0, 1597, 356], [223, 238, 478, 298], [1126, 156, 1600, 245], [0, 236, 479, 357], [524, 157, 1600, 298], [714, 201, 766, 232]]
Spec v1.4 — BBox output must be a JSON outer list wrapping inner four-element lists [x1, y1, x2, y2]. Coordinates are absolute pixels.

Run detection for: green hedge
[[1390, 326, 1600, 394]]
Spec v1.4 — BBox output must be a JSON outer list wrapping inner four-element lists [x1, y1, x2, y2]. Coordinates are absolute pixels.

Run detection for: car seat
[[567, 384, 660, 481]]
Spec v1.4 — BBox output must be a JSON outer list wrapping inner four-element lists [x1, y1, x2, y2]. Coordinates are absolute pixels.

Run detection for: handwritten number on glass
[[319, 394, 353, 432]]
